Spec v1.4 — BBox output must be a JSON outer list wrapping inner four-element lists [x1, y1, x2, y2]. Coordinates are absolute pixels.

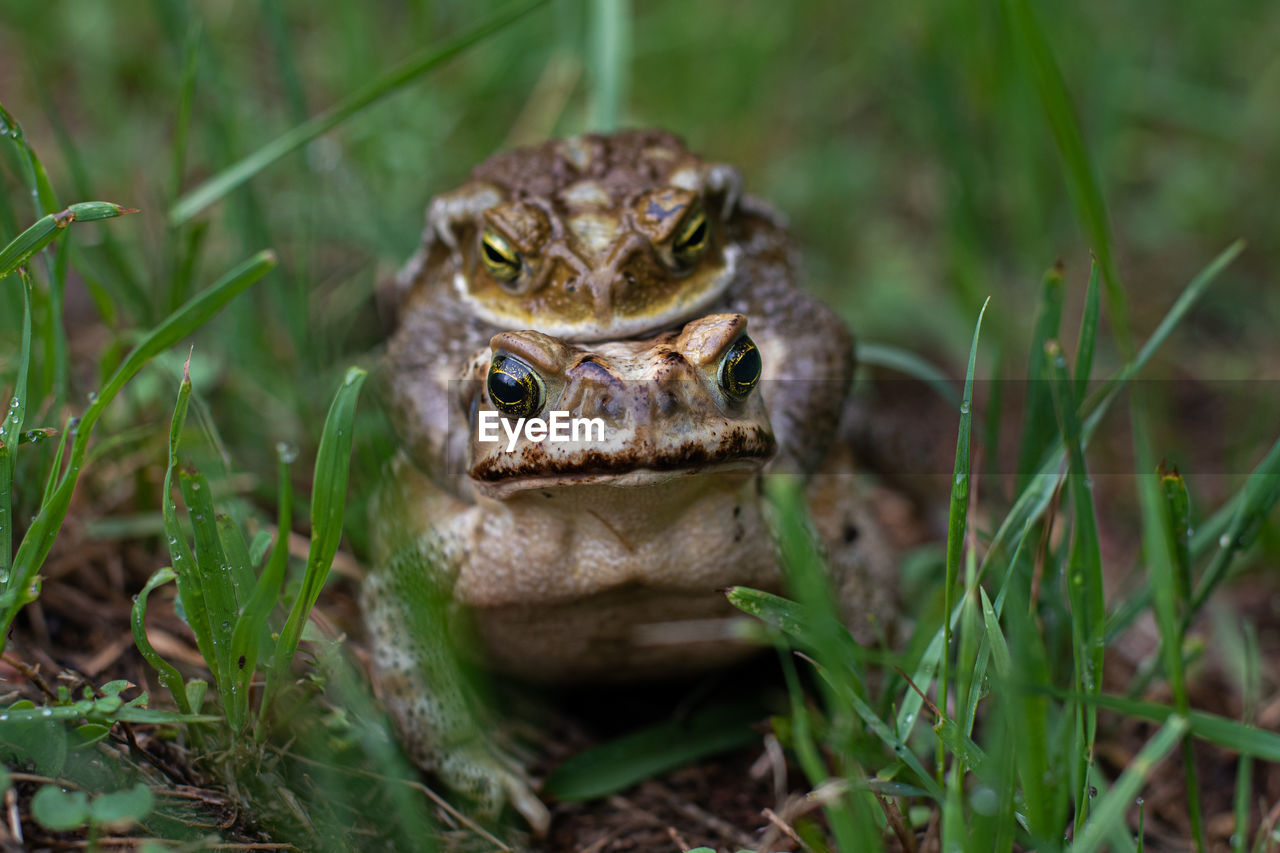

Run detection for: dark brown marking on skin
[[469, 427, 776, 483]]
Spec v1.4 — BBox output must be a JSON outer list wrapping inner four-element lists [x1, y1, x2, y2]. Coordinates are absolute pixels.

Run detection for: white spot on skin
[[567, 213, 619, 255], [562, 181, 611, 208]]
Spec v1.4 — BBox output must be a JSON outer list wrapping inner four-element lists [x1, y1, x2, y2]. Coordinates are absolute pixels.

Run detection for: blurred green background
[[1, 0, 1278, 529]]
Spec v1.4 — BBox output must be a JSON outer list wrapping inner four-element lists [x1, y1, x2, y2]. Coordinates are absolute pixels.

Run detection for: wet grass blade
[[0, 203, 138, 281], [1045, 338, 1105, 835], [161, 362, 216, 676], [1073, 715, 1189, 853], [937, 296, 988, 783], [130, 568, 193, 716], [1074, 258, 1101, 402], [0, 270, 32, 585], [1185, 433, 1280, 626], [239, 447, 294, 736], [0, 100, 58, 217], [1055, 689, 1280, 761], [1015, 264, 1062, 486], [217, 514, 256, 611], [0, 251, 274, 649], [1152, 461, 1205, 850], [169, 0, 549, 225], [265, 368, 366, 706], [1231, 621, 1259, 853], [1001, 0, 1131, 358], [178, 465, 238, 720]]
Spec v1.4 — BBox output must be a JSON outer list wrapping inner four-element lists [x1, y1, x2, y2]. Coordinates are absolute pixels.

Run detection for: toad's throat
[[469, 428, 776, 485]]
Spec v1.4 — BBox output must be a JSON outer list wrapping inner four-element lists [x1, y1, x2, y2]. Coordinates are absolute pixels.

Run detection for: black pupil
[[680, 219, 706, 249], [731, 341, 761, 386], [488, 364, 527, 408], [484, 241, 511, 267]]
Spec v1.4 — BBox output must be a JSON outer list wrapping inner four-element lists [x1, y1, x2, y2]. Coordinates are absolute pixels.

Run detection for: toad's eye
[[487, 354, 545, 418], [718, 335, 762, 401], [672, 206, 709, 268], [480, 228, 522, 286]]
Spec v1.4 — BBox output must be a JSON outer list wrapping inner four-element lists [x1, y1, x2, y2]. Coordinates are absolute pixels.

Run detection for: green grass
[[1, 0, 1278, 849]]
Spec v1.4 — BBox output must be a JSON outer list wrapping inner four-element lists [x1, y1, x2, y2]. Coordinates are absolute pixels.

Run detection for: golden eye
[[718, 335, 761, 401], [672, 206, 709, 268], [480, 228, 522, 285], [487, 354, 545, 418]]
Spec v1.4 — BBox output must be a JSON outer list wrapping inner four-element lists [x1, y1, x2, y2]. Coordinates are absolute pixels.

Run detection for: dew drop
[[959, 401, 970, 415], [87, 391, 98, 403], [41, 708, 52, 717], [1219, 534, 1232, 549], [8, 398, 18, 409], [277, 442, 299, 464]]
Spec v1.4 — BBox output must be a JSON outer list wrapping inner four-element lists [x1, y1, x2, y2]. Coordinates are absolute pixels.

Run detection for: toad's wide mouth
[[468, 427, 776, 497]]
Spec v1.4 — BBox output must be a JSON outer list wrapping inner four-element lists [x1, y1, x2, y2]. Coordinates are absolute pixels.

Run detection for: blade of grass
[[161, 360, 217, 679], [0, 270, 33, 585], [216, 514, 256, 611], [1185, 434, 1280, 626], [1133, 395, 1203, 851], [0, 102, 57, 216], [1045, 338, 1105, 835], [239, 446, 294, 736], [1051, 689, 1280, 761], [764, 478, 881, 850], [169, 0, 549, 225], [178, 465, 239, 722], [130, 568, 194, 716], [1073, 258, 1101, 402], [1000, 0, 1131, 358], [0, 251, 275, 646], [1231, 620, 1259, 853], [1073, 715, 1189, 853], [0, 203, 138, 281], [264, 368, 367, 708], [938, 296, 988, 785], [1015, 264, 1063, 486], [588, 0, 630, 131]]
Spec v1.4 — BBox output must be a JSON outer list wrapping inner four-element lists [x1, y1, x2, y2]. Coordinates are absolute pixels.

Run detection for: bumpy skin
[[383, 129, 853, 485], [365, 131, 895, 833]]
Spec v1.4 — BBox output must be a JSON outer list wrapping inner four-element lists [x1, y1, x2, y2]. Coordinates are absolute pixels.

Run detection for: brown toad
[[365, 316, 893, 833], [366, 131, 894, 834]]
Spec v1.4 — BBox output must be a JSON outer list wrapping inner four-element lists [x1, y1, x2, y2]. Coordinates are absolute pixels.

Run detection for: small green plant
[[30, 781, 154, 841], [131, 356, 366, 736]]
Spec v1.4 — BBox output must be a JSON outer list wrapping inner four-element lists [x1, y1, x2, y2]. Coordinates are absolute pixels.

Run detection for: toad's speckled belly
[[468, 581, 783, 682]]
